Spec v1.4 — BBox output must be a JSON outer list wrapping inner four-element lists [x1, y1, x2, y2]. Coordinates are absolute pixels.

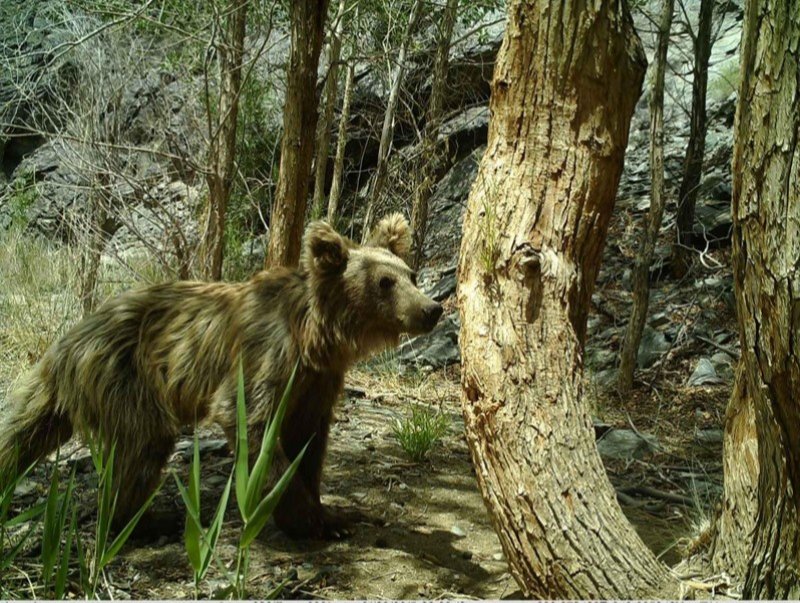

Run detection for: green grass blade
[[6, 501, 46, 528], [54, 504, 77, 599], [94, 445, 116, 569], [240, 439, 310, 549], [183, 434, 203, 572], [200, 473, 232, 579], [235, 358, 249, 518], [41, 462, 62, 586], [0, 523, 37, 571], [100, 478, 162, 568], [244, 360, 299, 517], [174, 473, 202, 573], [74, 516, 89, 596], [174, 472, 235, 585]]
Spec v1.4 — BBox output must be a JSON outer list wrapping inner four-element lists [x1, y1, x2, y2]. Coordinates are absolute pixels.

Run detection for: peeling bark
[[710, 365, 758, 583], [457, 0, 676, 597], [729, 0, 800, 596]]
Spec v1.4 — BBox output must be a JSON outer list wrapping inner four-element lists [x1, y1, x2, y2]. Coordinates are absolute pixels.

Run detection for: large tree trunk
[[410, 0, 459, 270], [311, 0, 347, 219], [360, 0, 424, 243], [710, 365, 758, 582], [671, 0, 713, 277], [457, 1, 675, 598], [200, 0, 248, 280], [726, 0, 800, 596], [617, 0, 674, 392], [267, 0, 329, 268]]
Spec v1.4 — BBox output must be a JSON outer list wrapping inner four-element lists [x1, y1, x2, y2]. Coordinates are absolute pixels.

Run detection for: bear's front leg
[[270, 440, 350, 539]]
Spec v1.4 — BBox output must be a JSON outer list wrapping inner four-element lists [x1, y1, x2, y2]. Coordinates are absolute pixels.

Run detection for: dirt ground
[[3, 353, 728, 600]]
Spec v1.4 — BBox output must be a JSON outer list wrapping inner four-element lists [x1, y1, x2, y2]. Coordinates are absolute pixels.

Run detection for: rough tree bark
[[327, 57, 355, 224], [725, 0, 800, 596], [710, 365, 758, 582], [311, 0, 347, 219], [409, 0, 459, 269], [457, 0, 676, 597], [360, 0, 424, 243], [200, 0, 248, 280], [267, 0, 329, 268], [617, 0, 674, 392], [671, 0, 713, 277]]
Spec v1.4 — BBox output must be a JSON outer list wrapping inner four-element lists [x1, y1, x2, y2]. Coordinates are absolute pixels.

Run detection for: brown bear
[[0, 213, 443, 539]]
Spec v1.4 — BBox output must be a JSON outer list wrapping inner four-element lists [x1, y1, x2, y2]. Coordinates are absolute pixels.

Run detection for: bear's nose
[[424, 303, 444, 328]]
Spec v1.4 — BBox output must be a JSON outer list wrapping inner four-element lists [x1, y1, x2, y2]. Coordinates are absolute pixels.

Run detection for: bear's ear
[[367, 213, 412, 261], [302, 220, 349, 275]]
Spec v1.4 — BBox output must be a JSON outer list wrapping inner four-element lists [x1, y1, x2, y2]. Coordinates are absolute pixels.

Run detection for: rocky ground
[[3, 351, 728, 600]]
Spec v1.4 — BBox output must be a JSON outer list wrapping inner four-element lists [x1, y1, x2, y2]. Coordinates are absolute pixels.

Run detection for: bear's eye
[[379, 276, 395, 291]]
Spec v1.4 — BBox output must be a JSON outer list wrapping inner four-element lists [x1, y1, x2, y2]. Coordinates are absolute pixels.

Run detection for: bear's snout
[[422, 302, 444, 332]]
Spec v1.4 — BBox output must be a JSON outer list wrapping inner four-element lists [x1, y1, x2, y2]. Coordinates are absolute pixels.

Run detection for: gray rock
[[596, 428, 659, 460], [694, 428, 724, 446], [587, 348, 616, 370], [591, 368, 618, 388], [425, 266, 457, 302], [694, 200, 733, 244], [398, 314, 460, 370], [687, 357, 726, 386], [437, 106, 489, 157], [637, 326, 670, 369], [422, 147, 483, 264]]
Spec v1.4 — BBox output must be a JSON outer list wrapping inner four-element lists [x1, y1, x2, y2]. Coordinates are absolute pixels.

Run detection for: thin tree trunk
[[671, 0, 713, 277], [311, 0, 347, 219], [726, 0, 800, 596], [360, 0, 424, 243], [200, 0, 248, 280], [267, 0, 329, 268], [327, 57, 355, 225], [80, 174, 113, 317], [410, 0, 458, 270], [617, 0, 674, 393], [457, 1, 675, 598], [710, 364, 758, 582]]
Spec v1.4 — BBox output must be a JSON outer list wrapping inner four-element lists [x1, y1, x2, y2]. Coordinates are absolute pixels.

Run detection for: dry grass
[[0, 231, 83, 397], [0, 229, 171, 401]]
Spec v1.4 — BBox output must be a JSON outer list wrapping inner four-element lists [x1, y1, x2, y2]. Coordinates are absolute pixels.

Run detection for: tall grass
[[175, 359, 307, 598]]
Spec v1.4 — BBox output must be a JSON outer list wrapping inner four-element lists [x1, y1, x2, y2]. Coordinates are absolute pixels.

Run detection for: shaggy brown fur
[[0, 214, 443, 539]]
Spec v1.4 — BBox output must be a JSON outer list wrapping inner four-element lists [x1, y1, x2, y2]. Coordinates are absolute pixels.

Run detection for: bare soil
[[3, 355, 729, 600]]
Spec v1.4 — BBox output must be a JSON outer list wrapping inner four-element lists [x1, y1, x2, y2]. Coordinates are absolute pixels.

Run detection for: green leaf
[[6, 501, 46, 528], [234, 358, 249, 518], [200, 473, 232, 579], [0, 523, 37, 571], [41, 460, 62, 586], [181, 433, 203, 572], [244, 361, 299, 518], [100, 478, 162, 568], [174, 472, 234, 585], [94, 444, 117, 569], [240, 439, 310, 549], [174, 473, 202, 574], [54, 505, 77, 599]]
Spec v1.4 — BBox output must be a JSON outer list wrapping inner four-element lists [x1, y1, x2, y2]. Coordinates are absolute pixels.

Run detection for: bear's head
[[301, 214, 444, 356]]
